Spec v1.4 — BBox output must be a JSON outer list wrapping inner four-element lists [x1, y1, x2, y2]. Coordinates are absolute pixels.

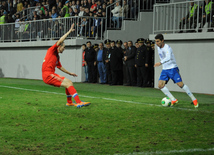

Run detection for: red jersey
[[91, 4, 97, 13], [42, 43, 62, 74], [82, 51, 86, 67]]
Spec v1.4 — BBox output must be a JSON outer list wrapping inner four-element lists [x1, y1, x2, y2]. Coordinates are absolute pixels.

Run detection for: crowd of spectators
[[0, 0, 49, 23], [0, 0, 157, 41], [1, 0, 212, 42], [82, 38, 155, 87], [179, 0, 214, 33], [0, 0, 212, 41]]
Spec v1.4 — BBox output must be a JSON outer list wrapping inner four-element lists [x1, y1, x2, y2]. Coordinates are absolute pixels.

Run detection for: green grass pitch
[[0, 78, 214, 155]]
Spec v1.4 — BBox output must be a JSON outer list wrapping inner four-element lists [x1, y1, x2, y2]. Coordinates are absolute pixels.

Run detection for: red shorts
[[42, 72, 65, 87]]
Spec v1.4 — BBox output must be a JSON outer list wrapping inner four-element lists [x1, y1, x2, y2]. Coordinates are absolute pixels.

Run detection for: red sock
[[67, 86, 81, 103], [65, 88, 72, 103]]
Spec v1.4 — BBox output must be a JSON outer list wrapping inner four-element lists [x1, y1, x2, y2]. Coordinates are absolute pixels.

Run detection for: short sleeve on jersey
[[48, 42, 60, 53]]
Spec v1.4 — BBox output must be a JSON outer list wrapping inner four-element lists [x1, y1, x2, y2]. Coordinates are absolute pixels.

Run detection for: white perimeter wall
[[0, 40, 83, 82]]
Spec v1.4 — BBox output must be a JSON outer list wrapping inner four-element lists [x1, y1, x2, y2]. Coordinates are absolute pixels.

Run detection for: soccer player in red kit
[[42, 23, 90, 108]]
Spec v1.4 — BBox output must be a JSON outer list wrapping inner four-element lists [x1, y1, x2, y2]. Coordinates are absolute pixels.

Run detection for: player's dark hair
[[82, 44, 86, 47], [155, 34, 164, 41]]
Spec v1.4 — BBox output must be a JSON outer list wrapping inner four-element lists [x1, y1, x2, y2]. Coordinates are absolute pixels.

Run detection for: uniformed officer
[[135, 38, 149, 87], [85, 41, 97, 83], [151, 41, 155, 50], [135, 41, 139, 49], [123, 42, 128, 84], [103, 39, 112, 84], [62, 1, 70, 17], [0, 11, 7, 41], [110, 40, 124, 85], [124, 40, 137, 86], [179, 0, 199, 33], [0, 11, 7, 25], [198, 0, 214, 32], [145, 38, 154, 87]]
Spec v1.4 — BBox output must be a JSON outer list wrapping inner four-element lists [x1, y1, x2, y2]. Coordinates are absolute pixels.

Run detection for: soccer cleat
[[75, 103, 84, 108], [171, 99, 178, 107], [78, 101, 91, 107], [66, 102, 83, 108], [66, 101, 90, 108], [66, 102, 75, 106], [192, 99, 199, 108]]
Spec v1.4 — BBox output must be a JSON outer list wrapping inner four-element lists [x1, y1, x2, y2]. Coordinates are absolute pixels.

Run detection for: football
[[161, 97, 171, 107]]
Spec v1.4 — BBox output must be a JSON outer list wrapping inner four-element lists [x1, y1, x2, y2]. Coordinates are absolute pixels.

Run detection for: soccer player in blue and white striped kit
[[154, 34, 198, 108]]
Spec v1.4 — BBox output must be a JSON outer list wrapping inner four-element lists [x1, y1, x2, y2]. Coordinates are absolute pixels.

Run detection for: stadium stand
[[0, 0, 171, 42], [153, 0, 214, 33]]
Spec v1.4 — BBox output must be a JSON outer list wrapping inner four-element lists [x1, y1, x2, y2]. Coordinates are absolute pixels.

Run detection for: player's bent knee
[[68, 81, 73, 87], [61, 78, 73, 88], [158, 85, 163, 89], [66, 80, 73, 87], [158, 83, 164, 89], [158, 80, 165, 89], [177, 82, 184, 88]]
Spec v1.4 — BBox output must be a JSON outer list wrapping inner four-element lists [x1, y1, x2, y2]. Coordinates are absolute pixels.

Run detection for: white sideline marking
[[115, 147, 214, 155], [0, 85, 212, 113]]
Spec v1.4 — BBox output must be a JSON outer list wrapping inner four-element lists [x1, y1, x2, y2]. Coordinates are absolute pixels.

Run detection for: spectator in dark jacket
[[110, 40, 124, 85], [135, 38, 149, 87], [103, 39, 112, 84], [8, 2, 16, 15], [124, 40, 137, 86], [85, 41, 97, 83]]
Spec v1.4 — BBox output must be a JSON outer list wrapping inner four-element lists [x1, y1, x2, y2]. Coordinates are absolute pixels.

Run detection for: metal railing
[[106, 0, 170, 30], [0, 16, 106, 42], [106, 0, 140, 30], [141, 0, 170, 11], [153, 0, 214, 33], [0, 0, 172, 42]]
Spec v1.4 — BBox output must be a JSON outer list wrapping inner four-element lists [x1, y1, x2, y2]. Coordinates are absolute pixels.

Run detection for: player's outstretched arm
[[59, 67, 78, 77], [57, 23, 75, 46]]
